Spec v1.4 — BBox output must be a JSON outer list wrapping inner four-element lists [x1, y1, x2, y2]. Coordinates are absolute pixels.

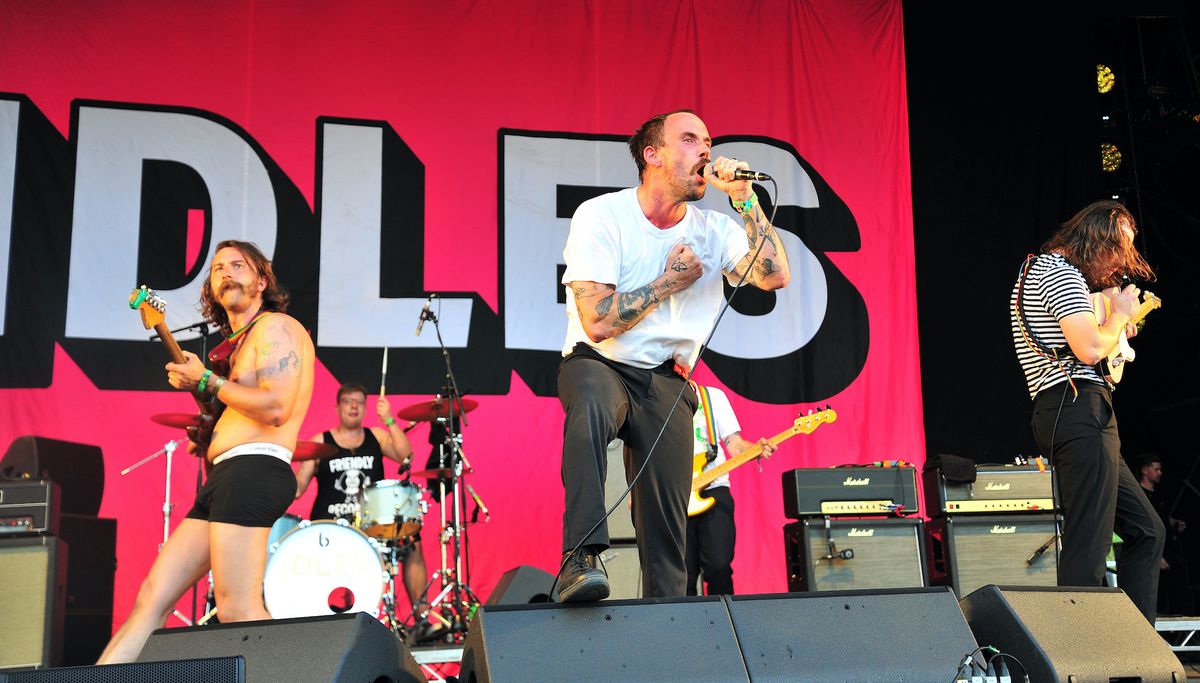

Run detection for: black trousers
[[686, 486, 735, 596], [558, 344, 697, 598], [1031, 381, 1164, 623]]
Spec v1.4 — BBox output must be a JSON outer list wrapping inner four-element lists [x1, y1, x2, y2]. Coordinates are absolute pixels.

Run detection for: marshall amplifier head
[[782, 466, 919, 519], [925, 464, 1058, 516]]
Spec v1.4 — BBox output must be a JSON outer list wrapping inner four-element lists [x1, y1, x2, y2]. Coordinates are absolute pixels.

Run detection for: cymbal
[[293, 441, 338, 462], [150, 413, 200, 429], [411, 468, 455, 479], [396, 397, 479, 422]]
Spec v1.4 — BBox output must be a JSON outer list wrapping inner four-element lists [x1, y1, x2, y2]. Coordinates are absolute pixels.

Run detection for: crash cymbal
[[293, 441, 338, 462], [150, 412, 201, 429], [411, 468, 455, 479], [396, 397, 479, 422]]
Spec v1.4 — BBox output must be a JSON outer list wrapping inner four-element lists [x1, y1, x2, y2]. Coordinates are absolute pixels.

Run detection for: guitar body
[[688, 454, 718, 516], [1091, 288, 1162, 384], [686, 408, 838, 517]]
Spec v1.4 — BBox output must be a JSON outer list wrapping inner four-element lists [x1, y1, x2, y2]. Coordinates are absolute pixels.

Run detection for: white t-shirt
[[561, 188, 749, 369], [692, 384, 740, 490]]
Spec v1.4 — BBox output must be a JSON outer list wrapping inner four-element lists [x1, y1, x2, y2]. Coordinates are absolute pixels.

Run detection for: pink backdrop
[[0, 0, 921, 630]]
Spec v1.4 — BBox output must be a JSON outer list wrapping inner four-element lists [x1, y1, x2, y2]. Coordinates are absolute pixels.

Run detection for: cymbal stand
[[121, 437, 194, 626], [412, 303, 482, 643]]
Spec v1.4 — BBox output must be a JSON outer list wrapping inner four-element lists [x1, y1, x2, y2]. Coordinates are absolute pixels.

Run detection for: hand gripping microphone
[[414, 293, 436, 336], [704, 164, 773, 182]]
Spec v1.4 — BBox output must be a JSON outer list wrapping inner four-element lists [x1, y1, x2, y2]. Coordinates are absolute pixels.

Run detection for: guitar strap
[[1015, 254, 1079, 400], [690, 381, 719, 463]]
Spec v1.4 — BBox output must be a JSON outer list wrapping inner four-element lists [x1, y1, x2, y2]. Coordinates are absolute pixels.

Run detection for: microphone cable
[[550, 174, 781, 599]]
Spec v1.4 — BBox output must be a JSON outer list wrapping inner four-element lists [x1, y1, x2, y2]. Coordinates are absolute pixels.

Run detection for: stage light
[[1097, 64, 1115, 93], [1101, 143, 1123, 172]]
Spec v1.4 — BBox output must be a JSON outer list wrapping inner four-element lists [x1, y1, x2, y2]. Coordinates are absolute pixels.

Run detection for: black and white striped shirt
[[1010, 253, 1104, 399]]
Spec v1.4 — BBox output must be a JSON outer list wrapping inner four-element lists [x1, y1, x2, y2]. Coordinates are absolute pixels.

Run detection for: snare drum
[[263, 519, 386, 619], [360, 479, 425, 540]]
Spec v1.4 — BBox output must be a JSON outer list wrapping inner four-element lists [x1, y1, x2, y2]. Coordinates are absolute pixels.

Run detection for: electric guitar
[[1091, 288, 1162, 384], [688, 407, 837, 517], [129, 286, 223, 460]]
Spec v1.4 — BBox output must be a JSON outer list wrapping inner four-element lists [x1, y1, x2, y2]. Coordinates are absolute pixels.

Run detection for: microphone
[[414, 293, 436, 336], [465, 483, 490, 520], [1026, 534, 1057, 566], [730, 169, 772, 181]]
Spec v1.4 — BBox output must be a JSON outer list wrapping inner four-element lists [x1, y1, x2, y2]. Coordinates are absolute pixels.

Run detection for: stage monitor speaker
[[1, 437, 103, 516], [927, 514, 1060, 598], [784, 517, 927, 592], [459, 597, 748, 683], [136, 613, 425, 683], [487, 565, 557, 604], [0, 537, 67, 671], [0, 656, 243, 682], [728, 587, 978, 682], [959, 585, 1185, 682]]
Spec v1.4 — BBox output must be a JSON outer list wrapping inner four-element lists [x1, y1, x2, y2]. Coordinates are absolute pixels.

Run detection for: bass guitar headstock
[[129, 285, 167, 330]]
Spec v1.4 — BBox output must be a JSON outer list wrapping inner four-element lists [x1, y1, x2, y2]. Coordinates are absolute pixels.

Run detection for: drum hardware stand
[[410, 302, 483, 644], [121, 437, 195, 626]]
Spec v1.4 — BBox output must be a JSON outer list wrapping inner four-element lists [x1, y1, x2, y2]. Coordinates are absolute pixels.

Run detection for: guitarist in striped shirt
[[1010, 200, 1162, 623]]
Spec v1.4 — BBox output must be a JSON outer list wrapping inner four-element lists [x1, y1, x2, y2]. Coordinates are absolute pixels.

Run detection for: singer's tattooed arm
[[728, 196, 790, 290]]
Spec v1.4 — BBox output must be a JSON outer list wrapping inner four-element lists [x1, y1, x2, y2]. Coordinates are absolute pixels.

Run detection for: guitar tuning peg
[[807, 408, 813, 415]]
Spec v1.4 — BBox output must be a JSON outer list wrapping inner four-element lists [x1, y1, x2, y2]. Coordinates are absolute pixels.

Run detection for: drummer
[[295, 382, 430, 619]]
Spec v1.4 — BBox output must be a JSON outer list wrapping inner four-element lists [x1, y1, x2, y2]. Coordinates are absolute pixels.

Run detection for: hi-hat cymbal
[[396, 397, 479, 422], [150, 413, 200, 429], [293, 441, 338, 462], [411, 468, 455, 479]]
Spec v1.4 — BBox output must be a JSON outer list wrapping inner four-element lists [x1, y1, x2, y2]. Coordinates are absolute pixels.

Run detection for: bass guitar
[[688, 407, 837, 517], [129, 286, 223, 460], [1091, 288, 1162, 384]]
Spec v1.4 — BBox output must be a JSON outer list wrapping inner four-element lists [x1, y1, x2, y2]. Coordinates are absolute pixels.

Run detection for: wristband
[[736, 193, 759, 214], [197, 369, 212, 393], [385, 417, 396, 427], [209, 376, 226, 396]]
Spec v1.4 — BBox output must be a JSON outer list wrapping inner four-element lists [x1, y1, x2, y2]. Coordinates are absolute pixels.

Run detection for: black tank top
[[309, 429, 386, 520]]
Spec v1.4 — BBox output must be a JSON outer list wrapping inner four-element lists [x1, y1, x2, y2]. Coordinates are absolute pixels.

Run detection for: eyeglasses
[[339, 397, 366, 407]]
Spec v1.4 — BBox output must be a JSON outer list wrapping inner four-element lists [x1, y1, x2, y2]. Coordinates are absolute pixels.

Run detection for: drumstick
[[380, 347, 388, 396]]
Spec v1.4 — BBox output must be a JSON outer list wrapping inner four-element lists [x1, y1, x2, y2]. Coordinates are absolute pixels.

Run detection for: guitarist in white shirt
[[686, 382, 775, 596], [1010, 200, 1163, 623]]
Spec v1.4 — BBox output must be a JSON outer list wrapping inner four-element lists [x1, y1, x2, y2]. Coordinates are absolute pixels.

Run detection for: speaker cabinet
[[136, 613, 424, 683], [459, 597, 748, 683], [0, 538, 67, 670], [0, 656, 243, 682], [57, 515, 117, 665], [928, 514, 1060, 598], [1, 437, 104, 516], [487, 565, 557, 605], [960, 585, 1185, 682], [728, 587, 978, 682], [598, 542, 641, 599], [784, 517, 927, 592]]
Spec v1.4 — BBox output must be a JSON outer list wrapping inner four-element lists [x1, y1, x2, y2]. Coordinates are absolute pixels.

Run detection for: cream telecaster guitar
[[688, 407, 837, 517], [1091, 288, 1161, 383]]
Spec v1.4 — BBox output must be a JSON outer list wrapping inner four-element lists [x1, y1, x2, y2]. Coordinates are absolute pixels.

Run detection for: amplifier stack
[[924, 454, 1062, 597], [781, 464, 927, 593]]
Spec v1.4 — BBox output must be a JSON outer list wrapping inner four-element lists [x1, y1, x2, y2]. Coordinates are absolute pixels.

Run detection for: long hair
[[1041, 200, 1155, 288], [628, 109, 696, 181], [200, 240, 290, 335]]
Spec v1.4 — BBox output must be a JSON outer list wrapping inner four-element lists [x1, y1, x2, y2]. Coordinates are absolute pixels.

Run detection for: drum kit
[[144, 390, 487, 645]]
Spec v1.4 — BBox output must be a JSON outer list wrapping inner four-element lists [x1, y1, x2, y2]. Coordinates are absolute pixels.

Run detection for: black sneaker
[[558, 547, 610, 603]]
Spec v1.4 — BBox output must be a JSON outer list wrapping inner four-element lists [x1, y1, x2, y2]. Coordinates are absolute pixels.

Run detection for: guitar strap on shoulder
[[690, 381, 719, 463], [1015, 254, 1079, 400]]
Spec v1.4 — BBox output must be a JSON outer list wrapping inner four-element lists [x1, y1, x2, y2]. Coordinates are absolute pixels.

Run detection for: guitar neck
[[154, 322, 209, 410], [1130, 298, 1158, 327], [693, 424, 798, 491]]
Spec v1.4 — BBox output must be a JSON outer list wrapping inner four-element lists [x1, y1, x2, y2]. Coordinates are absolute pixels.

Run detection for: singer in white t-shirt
[[555, 110, 790, 603]]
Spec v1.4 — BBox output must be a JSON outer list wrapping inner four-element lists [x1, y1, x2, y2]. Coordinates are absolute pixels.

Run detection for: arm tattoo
[[596, 294, 614, 317], [616, 285, 659, 324], [278, 351, 301, 374], [670, 257, 688, 272], [573, 286, 586, 301]]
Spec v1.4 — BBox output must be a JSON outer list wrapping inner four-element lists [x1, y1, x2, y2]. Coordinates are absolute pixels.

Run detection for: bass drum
[[263, 519, 386, 619]]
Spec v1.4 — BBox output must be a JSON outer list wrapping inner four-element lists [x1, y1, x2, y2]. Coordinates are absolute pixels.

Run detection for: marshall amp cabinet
[[0, 480, 60, 536], [783, 466, 919, 518], [784, 517, 928, 592], [924, 464, 1057, 516], [927, 514, 1061, 598]]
